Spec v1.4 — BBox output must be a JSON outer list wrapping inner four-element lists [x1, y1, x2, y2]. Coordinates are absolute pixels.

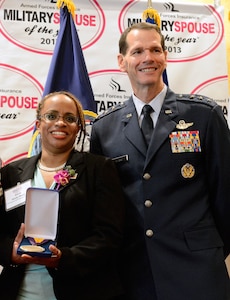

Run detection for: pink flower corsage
[[54, 165, 76, 190]]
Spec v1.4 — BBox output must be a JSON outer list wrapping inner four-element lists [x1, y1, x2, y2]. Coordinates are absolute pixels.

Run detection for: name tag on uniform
[[112, 155, 129, 163], [4, 180, 31, 211]]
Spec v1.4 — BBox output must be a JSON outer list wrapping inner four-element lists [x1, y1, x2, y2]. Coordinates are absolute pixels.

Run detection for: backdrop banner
[[0, 0, 229, 164]]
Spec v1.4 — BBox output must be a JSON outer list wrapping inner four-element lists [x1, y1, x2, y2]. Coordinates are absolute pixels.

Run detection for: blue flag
[[28, 2, 97, 156]]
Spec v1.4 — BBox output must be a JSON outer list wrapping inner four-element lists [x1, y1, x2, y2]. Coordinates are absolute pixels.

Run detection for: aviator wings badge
[[176, 120, 193, 130]]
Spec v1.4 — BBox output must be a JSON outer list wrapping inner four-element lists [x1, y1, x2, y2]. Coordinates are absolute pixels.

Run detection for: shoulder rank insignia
[[94, 103, 125, 121], [176, 120, 193, 130]]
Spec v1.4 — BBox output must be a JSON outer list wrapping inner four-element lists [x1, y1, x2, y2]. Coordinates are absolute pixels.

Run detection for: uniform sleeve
[[205, 104, 230, 256]]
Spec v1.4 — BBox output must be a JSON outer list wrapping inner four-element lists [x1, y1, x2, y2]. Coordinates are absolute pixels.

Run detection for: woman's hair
[[119, 22, 166, 55], [36, 91, 86, 151]]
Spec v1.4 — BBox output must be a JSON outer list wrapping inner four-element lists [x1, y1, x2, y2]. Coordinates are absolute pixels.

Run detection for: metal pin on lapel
[[165, 109, 172, 114]]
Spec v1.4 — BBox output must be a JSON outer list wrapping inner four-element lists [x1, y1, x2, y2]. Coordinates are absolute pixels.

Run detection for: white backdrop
[[0, 0, 229, 165]]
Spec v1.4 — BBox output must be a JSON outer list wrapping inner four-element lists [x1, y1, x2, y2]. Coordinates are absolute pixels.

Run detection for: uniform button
[[145, 200, 152, 207], [146, 229, 154, 237], [143, 173, 151, 180]]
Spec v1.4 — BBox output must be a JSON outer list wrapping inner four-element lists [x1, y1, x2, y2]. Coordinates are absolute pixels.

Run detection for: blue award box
[[17, 187, 59, 257]]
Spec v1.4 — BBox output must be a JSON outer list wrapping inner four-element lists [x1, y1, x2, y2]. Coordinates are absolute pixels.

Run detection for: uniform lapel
[[144, 89, 179, 168], [122, 98, 146, 156]]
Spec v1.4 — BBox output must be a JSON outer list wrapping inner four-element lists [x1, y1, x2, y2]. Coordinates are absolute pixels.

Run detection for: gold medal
[[181, 163, 195, 178], [20, 245, 45, 252]]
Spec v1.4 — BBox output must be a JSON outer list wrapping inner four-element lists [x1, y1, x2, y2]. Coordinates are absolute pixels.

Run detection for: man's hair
[[119, 22, 166, 55]]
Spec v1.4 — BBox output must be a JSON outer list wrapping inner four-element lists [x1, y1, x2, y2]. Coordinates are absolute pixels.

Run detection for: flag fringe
[[83, 110, 98, 119], [57, 0, 76, 18], [28, 129, 40, 157], [142, 7, 161, 27]]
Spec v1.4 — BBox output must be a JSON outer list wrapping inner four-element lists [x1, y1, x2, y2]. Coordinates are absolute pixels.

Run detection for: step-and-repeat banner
[[0, 0, 229, 165]]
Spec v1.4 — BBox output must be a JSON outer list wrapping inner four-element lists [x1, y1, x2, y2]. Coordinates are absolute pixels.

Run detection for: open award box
[[17, 187, 59, 257]]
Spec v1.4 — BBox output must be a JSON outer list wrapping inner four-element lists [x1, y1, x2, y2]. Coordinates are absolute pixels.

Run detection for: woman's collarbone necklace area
[[38, 160, 66, 172]]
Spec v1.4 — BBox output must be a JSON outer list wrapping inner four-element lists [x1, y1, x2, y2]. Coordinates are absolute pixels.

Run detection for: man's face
[[118, 29, 167, 91]]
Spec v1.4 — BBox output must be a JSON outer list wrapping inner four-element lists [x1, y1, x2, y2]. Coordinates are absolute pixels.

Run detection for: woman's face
[[36, 94, 80, 154]]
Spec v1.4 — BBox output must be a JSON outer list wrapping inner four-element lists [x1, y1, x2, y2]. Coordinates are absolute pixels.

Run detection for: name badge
[[112, 155, 129, 163], [4, 180, 31, 211]]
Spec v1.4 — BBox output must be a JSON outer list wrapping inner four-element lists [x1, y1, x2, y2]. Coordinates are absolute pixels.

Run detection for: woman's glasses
[[40, 112, 79, 124]]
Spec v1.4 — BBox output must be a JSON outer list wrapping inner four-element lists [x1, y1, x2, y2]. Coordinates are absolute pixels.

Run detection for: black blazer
[[90, 88, 230, 300], [0, 150, 125, 300]]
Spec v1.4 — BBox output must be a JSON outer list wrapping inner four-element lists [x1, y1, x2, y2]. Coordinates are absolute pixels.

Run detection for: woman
[[0, 91, 125, 300]]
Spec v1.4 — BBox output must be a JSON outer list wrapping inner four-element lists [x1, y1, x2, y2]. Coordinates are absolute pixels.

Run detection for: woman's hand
[[11, 223, 62, 268]]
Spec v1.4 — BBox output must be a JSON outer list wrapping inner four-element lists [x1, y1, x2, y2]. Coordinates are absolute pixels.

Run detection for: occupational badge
[[181, 163, 195, 178], [176, 120, 193, 130]]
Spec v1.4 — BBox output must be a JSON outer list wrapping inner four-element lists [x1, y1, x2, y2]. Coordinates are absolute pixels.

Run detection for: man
[[90, 22, 230, 300]]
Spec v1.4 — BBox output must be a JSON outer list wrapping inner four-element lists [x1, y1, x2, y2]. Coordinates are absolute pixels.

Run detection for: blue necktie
[[141, 105, 154, 146]]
